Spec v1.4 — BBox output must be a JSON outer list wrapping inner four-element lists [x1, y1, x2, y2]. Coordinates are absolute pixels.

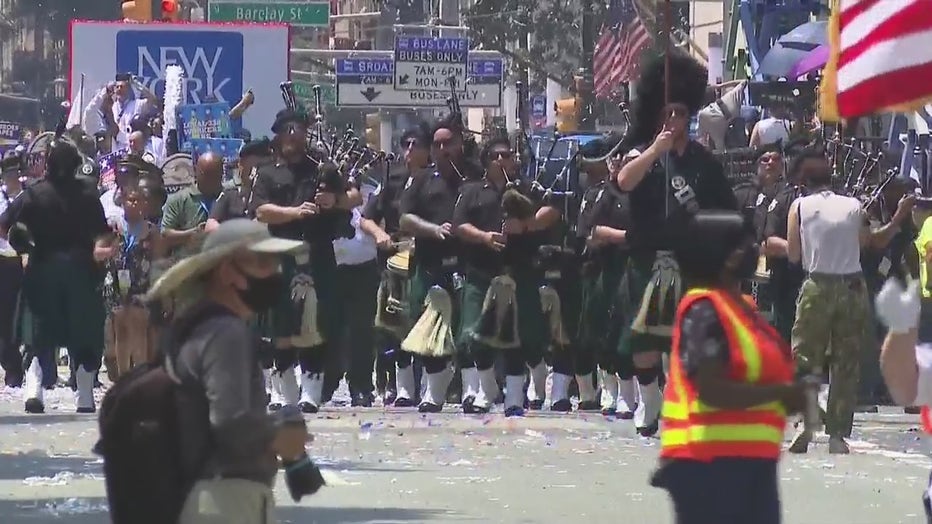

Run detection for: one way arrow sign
[[397, 74, 410, 86], [361, 87, 381, 102]]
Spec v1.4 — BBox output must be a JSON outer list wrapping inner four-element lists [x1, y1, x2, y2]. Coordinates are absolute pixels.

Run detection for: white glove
[[875, 278, 921, 334]]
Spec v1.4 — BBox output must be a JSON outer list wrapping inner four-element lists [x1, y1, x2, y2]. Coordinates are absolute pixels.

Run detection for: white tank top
[[756, 118, 791, 145], [797, 191, 863, 275]]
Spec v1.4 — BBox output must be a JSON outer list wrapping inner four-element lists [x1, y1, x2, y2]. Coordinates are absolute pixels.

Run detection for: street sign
[[335, 53, 503, 108], [293, 81, 335, 105], [531, 95, 546, 119], [207, 1, 330, 27], [392, 36, 469, 92]]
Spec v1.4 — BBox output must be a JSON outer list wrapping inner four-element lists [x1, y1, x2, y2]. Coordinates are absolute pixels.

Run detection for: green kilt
[[459, 269, 545, 360], [270, 249, 338, 344], [407, 264, 460, 336], [547, 265, 581, 353], [20, 254, 105, 350], [615, 252, 675, 356], [579, 259, 626, 356]]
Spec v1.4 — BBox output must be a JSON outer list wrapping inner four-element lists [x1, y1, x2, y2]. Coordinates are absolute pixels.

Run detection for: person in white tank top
[[784, 148, 899, 456], [749, 106, 792, 148]]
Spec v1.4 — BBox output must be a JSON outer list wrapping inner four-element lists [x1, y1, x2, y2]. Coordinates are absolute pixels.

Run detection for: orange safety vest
[[661, 288, 794, 461], [921, 406, 932, 434]]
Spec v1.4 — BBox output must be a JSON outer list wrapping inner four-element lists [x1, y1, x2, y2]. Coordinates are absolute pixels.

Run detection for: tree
[[464, 0, 600, 90]]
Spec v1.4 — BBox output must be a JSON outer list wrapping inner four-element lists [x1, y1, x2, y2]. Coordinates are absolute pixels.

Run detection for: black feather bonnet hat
[[627, 50, 708, 147]]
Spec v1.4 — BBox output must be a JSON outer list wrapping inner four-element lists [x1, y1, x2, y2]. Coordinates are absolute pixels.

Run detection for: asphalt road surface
[[0, 382, 929, 523]]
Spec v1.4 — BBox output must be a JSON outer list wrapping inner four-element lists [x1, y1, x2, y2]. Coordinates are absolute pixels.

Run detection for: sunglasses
[[403, 139, 421, 149], [490, 150, 513, 159]]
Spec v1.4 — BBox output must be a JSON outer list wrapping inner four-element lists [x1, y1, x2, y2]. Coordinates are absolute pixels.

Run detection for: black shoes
[[351, 392, 374, 408]]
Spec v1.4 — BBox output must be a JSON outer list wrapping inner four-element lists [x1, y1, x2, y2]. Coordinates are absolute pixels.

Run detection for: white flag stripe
[[837, 28, 932, 91], [840, 1, 911, 50]]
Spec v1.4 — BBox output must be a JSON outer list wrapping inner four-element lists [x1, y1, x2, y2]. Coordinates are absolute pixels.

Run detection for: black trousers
[[324, 260, 380, 397], [652, 458, 781, 524], [0, 256, 23, 385]]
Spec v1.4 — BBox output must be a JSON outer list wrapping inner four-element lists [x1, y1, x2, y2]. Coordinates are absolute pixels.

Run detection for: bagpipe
[[278, 81, 393, 191]]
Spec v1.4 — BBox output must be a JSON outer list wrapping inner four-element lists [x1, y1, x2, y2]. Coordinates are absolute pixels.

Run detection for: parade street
[[0, 384, 924, 524]]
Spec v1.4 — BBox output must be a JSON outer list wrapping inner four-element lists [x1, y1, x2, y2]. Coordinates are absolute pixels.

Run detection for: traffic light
[[122, 0, 152, 22], [159, 0, 180, 21], [365, 113, 380, 149], [555, 98, 578, 133]]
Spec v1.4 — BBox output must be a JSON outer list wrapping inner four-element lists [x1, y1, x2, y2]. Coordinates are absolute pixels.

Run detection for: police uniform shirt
[[733, 180, 784, 242], [0, 177, 109, 259], [762, 183, 806, 297], [398, 170, 461, 268], [576, 180, 606, 247], [362, 166, 412, 235], [249, 158, 328, 243], [210, 187, 249, 223], [588, 180, 633, 264], [627, 140, 738, 252], [453, 179, 545, 275]]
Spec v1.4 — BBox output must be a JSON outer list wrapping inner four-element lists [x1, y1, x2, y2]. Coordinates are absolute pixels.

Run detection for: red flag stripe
[[839, 1, 929, 69], [835, 0, 932, 117]]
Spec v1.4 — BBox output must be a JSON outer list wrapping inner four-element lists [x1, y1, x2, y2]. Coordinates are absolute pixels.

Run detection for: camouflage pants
[[791, 273, 870, 438]]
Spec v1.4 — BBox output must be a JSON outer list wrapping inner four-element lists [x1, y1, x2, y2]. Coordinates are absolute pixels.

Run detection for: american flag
[[97, 149, 126, 190], [821, 0, 932, 119], [593, 0, 652, 99]]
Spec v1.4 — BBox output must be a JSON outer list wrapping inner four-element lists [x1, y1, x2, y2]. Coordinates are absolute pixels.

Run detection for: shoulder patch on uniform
[[755, 193, 765, 207], [81, 163, 93, 175], [768, 199, 778, 212], [404, 177, 413, 190], [373, 183, 382, 196], [595, 188, 605, 203]]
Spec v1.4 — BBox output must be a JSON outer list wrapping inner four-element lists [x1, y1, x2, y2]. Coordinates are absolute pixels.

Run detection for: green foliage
[[464, 0, 599, 89]]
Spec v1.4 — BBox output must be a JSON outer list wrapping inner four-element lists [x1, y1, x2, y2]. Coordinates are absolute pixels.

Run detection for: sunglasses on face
[[490, 150, 513, 160], [403, 139, 421, 149], [758, 155, 782, 164]]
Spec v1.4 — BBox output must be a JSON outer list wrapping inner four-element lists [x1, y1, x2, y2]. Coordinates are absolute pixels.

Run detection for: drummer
[[396, 117, 465, 413], [361, 122, 432, 406], [732, 144, 785, 307]]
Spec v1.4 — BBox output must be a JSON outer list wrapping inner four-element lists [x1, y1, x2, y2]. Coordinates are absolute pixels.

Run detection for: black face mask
[[734, 244, 760, 280], [236, 267, 285, 312]]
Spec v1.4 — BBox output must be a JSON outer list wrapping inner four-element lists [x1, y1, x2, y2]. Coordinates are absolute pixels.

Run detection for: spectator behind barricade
[[750, 105, 792, 148], [697, 79, 747, 151], [102, 184, 163, 381], [0, 156, 25, 387]]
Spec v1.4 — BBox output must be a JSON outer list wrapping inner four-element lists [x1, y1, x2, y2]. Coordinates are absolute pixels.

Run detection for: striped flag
[[820, 0, 932, 121], [594, 0, 652, 99], [97, 149, 126, 190]]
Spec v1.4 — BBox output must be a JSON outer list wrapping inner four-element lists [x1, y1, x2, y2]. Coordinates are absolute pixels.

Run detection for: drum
[[386, 250, 411, 315], [161, 153, 195, 194], [374, 249, 411, 337]]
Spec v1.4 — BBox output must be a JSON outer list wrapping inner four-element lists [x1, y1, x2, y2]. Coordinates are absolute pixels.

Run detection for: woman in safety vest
[[650, 209, 809, 524]]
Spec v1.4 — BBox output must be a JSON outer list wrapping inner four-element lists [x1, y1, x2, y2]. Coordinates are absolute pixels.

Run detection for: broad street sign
[[207, 1, 330, 27], [392, 36, 469, 92], [335, 52, 502, 108]]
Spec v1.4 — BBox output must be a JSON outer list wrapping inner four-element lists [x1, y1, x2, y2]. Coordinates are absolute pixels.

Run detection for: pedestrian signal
[[555, 98, 578, 133]]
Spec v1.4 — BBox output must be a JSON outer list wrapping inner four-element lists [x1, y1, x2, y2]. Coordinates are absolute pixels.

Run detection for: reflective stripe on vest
[[661, 288, 791, 461]]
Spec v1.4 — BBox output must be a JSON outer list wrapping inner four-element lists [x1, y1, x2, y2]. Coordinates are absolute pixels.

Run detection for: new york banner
[[189, 138, 244, 180]]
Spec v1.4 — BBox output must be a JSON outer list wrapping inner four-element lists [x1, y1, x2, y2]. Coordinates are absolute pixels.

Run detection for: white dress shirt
[[100, 187, 124, 224], [333, 207, 378, 266], [112, 97, 150, 151], [0, 185, 22, 255]]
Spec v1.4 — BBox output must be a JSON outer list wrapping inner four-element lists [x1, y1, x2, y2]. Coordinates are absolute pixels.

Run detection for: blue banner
[[176, 102, 234, 152], [0, 120, 21, 145], [97, 149, 129, 190], [189, 137, 244, 179], [115, 29, 244, 106]]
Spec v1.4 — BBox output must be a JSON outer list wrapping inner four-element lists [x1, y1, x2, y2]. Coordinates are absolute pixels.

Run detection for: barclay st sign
[[208, 1, 330, 27]]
